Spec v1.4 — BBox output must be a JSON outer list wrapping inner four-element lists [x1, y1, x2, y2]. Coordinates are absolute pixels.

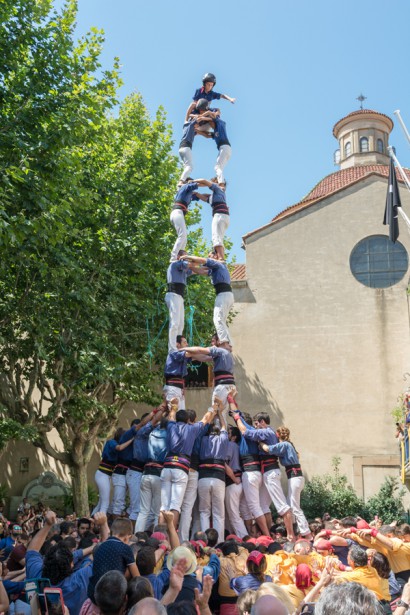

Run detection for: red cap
[[315, 539, 333, 552], [255, 535, 274, 546], [247, 550, 265, 566], [356, 520, 370, 530], [151, 532, 167, 541]]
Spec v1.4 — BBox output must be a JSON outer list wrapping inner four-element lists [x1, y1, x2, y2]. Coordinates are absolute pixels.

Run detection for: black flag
[[383, 156, 401, 243]]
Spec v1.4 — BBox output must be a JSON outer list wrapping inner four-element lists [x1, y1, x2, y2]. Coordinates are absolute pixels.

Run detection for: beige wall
[[233, 175, 410, 498]]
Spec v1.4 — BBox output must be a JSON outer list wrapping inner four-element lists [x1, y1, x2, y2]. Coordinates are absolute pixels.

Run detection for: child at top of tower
[[185, 72, 235, 121]]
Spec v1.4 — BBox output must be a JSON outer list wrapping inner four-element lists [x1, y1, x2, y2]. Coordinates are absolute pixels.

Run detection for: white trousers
[[212, 214, 230, 248], [165, 292, 184, 352], [111, 473, 127, 515], [170, 209, 187, 262], [179, 147, 193, 181], [288, 476, 310, 535], [160, 467, 188, 513], [179, 470, 198, 541], [225, 482, 248, 538], [242, 471, 271, 518], [198, 476, 226, 545], [163, 385, 185, 409], [126, 468, 142, 520], [214, 291, 234, 344], [135, 474, 162, 532], [215, 145, 232, 184], [212, 384, 235, 425], [92, 470, 111, 515], [263, 468, 291, 516]]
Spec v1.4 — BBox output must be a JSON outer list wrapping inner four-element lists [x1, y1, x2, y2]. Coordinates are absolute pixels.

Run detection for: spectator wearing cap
[[162, 546, 199, 603], [230, 551, 272, 595], [0, 525, 22, 562]]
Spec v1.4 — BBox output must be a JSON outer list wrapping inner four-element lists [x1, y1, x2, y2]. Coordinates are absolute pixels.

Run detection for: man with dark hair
[[315, 582, 384, 615], [205, 528, 218, 548], [94, 571, 127, 615], [136, 546, 170, 600], [233, 405, 295, 542], [179, 409, 207, 542], [161, 399, 217, 528], [336, 544, 386, 600], [60, 521, 75, 538], [77, 518, 91, 537], [225, 425, 247, 539]]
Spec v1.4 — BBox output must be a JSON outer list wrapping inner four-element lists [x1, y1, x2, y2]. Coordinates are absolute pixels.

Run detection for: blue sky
[[62, 0, 410, 261]]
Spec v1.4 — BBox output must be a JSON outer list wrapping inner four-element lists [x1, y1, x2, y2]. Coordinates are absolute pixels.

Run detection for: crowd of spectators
[[2, 500, 410, 615]]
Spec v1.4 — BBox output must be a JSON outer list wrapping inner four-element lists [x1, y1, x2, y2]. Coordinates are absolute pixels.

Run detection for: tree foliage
[[0, 0, 216, 512], [365, 476, 405, 523], [300, 457, 406, 523]]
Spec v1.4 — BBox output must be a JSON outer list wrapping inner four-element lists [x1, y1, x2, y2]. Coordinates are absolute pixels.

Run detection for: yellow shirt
[[218, 547, 248, 598], [338, 565, 386, 600], [265, 551, 297, 585], [279, 584, 314, 608], [353, 534, 410, 574]]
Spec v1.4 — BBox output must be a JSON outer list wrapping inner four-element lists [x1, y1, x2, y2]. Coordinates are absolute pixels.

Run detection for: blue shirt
[[166, 420, 205, 456], [230, 574, 272, 595], [238, 415, 260, 457], [226, 440, 242, 472], [204, 184, 229, 216], [147, 426, 168, 463], [266, 441, 299, 466], [213, 118, 230, 148], [101, 439, 118, 463], [179, 120, 197, 149], [0, 536, 15, 560], [164, 349, 189, 377], [87, 537, 135, 602], [118, 427, 136, 464], [193, 88, 221, 102], [209, 346, 234, 373], [26, 550, 92, 615], [143, 558, 170, 600], [132, 422, 153, 462], [167, 260, 192, 285], [200, 430, 229, 460], [174, 182, 199, 206], [206, 259, 231, 286], [243, 425, 278, 451]]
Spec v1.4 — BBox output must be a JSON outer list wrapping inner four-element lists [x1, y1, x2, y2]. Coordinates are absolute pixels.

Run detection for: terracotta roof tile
[[231, 264, 246, 281], [243, 164, 410, 242]]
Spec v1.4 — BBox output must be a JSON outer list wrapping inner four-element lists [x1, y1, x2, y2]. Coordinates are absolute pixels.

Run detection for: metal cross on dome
[[356, 93, 367, 110]]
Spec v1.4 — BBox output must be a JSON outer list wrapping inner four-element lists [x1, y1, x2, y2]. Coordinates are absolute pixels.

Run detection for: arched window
[[377, 138, 384, 153], [360, 136, 369, 152], [350, 235, 408, 288], [344, 141, 351, 157]]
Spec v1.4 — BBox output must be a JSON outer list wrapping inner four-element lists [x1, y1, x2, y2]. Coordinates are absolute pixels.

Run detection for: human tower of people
[[3, 73, 410, 615], [91, 71, 311, 546]]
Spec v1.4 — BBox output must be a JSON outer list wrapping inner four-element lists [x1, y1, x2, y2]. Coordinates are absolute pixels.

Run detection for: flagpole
[[387, 146, 410, 232], [394, 110, 410, 147]]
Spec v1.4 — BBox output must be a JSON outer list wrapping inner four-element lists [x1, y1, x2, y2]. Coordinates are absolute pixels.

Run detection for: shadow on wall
[[233, 354, 284, 427]]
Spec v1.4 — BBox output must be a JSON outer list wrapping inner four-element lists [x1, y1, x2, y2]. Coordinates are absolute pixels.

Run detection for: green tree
[[365, 476, 405, 523], [0, 0, 215, 513], [301, 457, 367, 519]]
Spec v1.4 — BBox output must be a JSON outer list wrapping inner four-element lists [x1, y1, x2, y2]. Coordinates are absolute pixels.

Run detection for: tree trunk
[[70, 462, 89, 516]]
